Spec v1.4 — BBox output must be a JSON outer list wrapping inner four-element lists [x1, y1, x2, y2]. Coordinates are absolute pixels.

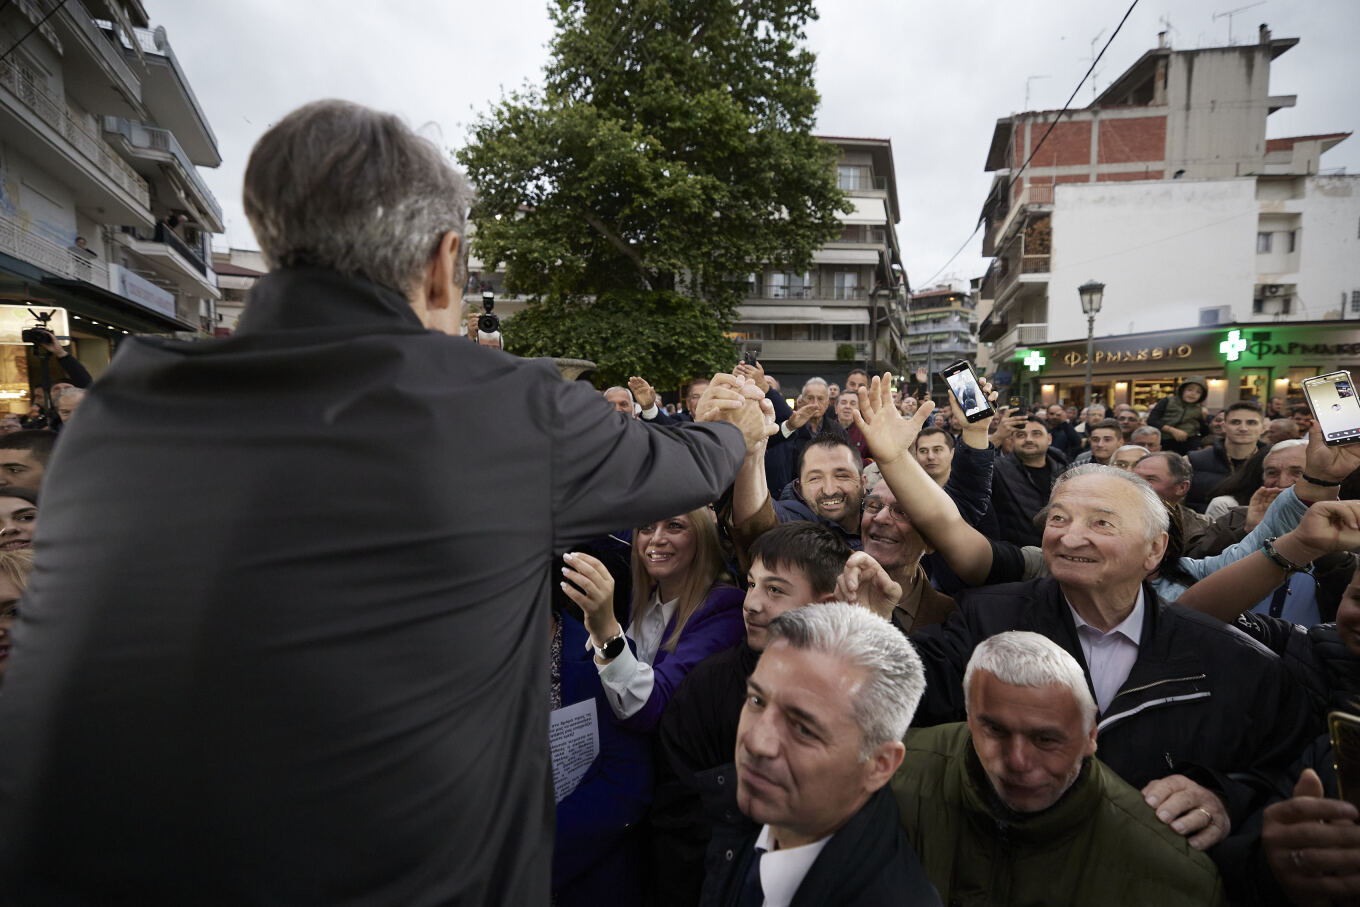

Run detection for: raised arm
[[854, 373, 995, 585]]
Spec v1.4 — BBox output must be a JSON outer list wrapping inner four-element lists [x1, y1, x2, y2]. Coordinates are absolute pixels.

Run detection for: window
[[831, 324, 852, 341], [833, 271, 859, 300], [1351, 290, 1360, 314], [1287, 230, 1297, 253], [1256, 232, 1272, 253], [837, 165, 870, 191]]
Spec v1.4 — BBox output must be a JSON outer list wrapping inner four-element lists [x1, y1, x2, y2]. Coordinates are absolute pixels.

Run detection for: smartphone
[[742, 350, 759, 367], [1330, 710, 1360, 809], [1303, 371, 1360, 446], [1008, 396, 1026, 411], [938, 359, 994, 423]]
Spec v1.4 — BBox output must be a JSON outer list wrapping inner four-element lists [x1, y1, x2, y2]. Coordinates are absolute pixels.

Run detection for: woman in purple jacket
[[562, 505, 745, 732]]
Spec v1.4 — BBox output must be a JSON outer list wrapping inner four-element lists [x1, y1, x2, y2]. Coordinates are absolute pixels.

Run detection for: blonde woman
[[562, 506, 743, 731], [0, 548, 34, 678]]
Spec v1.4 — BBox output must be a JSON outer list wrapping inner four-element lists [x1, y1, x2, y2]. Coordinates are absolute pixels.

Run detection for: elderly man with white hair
[[848, 374, 1335, 853], [893, 631, 1225, 906], [702, 602, 940, 907]]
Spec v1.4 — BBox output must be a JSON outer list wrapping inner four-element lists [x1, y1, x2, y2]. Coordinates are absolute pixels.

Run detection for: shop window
[[1256, 232, 1272, 253]]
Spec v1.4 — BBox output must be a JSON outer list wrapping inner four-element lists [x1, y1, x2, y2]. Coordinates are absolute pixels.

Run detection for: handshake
[[694, 372, 777, 450]]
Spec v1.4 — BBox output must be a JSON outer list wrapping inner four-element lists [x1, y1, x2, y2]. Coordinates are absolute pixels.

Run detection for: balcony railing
[[0, 212, 110, 286], [103, 117, 224, 225], [991, 182, 1056, 248], [909, 340, 975, 356], [119, 223, 209, 277], [748, 287, 869, 301], [0, 59, 150, 208], [908, 317, 975, 335], [995, 322, 1048, 356]]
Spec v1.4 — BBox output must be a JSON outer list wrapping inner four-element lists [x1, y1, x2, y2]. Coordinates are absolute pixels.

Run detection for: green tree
[[458, 0, 846, 383]]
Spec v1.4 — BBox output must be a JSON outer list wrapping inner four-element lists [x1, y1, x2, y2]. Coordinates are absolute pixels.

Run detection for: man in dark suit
[[701, 603, 939, 906], [0, 100, 772, 906]]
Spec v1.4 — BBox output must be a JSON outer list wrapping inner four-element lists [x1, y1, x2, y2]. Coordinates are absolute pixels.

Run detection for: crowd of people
[[0, 99, 1355, 907]]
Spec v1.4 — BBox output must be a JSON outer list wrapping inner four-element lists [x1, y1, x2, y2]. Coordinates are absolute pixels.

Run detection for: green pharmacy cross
[[1022, 350, 1046, 372], [1219, 330, 1248, 362]]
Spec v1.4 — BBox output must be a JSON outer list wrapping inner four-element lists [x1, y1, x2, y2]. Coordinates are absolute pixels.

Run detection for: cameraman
[[28, 329, 91, 432], [30, 329, 92, 390]]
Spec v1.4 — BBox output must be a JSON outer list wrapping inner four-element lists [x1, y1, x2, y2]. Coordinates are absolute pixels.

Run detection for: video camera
[[21, 309, 57, 348]]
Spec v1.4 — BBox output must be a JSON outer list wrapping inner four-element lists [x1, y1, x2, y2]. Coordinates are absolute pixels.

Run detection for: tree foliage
[[504, 289, 738, 390], [457, 0, 847, 382]]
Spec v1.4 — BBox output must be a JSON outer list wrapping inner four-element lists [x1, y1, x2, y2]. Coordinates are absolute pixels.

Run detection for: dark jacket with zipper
[[909, 578, 1314, 824], [990, 452, 1065, 547]]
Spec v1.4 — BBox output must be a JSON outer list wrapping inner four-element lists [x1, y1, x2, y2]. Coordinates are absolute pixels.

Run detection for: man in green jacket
[[892, 631, 1225, 906]]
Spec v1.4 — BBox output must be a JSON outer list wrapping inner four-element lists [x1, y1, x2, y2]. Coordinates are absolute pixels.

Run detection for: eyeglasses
[[862, 498, 910, 523]]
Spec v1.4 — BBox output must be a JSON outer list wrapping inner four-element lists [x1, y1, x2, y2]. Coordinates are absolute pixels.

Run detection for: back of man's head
[[243, 100, 472, 296], [0, 431, 56, 466], [748, 522, 852, 599], [766, 602, 925, 758]]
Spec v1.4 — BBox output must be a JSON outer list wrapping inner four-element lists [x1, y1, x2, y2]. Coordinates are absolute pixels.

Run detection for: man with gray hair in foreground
[[0, 99, 774, 905], [893, 631, 1225, 905], [701, 603, 940, 906]]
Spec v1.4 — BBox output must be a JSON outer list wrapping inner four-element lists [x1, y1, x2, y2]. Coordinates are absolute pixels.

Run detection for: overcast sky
[[155, 0, 1360, 288]]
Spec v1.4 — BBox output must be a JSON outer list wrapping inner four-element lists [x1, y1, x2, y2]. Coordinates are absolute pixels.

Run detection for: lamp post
[[1078, 280, 1104, 412]]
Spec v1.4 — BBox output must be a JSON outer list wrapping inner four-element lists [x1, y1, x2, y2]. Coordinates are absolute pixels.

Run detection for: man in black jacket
[[853, 378, 1318, 852], [1187, 400, 1268, 511], [991, 415, 1066, 547], [701, 603, 939, 907], [1045, 402, 1083, 459], [653, 522, 851, 907], [0, 100, 774, 907]]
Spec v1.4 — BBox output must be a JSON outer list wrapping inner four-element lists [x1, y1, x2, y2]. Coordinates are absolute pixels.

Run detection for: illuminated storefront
[[1008, 321, 1360, 410]]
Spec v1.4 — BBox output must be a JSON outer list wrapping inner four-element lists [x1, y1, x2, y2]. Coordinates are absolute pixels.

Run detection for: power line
[[0, 0, 68, 66], [918, 0, 1143, 286]]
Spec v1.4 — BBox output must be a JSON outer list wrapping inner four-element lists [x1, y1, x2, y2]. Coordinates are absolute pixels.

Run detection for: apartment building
[[977, 26, 1359, 409], [733, 136, 909, 390], [905, 282, 978, 381], [0, 0, 221, 396]]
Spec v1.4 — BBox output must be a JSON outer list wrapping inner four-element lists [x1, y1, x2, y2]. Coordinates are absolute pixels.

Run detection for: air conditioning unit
[[1263, 284, 1283, 296], [1198, 306, 1233, 326]]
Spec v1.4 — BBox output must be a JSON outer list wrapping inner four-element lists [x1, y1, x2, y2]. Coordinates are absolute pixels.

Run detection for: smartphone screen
[[1330, 710, 1360, 809], [939, 360, 993, 423], [1303, 371, 1360, 446]]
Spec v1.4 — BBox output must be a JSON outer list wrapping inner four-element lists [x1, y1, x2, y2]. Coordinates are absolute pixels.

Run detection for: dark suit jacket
[[0, 267, 747, 906], [700, 787, 941, 906]]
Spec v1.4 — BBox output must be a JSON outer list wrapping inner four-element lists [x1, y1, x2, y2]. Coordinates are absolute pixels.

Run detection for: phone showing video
[[1303, 371, 1360, 446], [1330, 710, 1360, 809], [938, 359, 994, 424]]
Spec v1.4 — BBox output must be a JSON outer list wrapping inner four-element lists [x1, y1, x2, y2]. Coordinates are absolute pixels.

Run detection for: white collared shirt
[[1068, 587, 1144, 714], [751, 825, 831, 907], [591, 592, 677, 720]]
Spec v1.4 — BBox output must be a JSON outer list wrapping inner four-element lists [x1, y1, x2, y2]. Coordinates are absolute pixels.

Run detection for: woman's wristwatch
[[592, 633, 626, 660]]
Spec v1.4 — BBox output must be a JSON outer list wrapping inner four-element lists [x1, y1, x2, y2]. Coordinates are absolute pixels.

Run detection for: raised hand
[[834, 551, 903, 621], [854, 372, 935, 464], [627, 376, 657, 410], [561, 551, 618, 646]]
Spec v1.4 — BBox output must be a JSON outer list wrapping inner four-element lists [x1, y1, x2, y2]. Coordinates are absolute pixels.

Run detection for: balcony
[[907, 316, 975, 335], [103, 117, 225, 230], [746, 287, 869, 302], [993, 254, 1051, 309], [750, 339, 870, 362], [112, 224, 219, 298], [0, 59, 152, 222], [909, 340, 976, 357], [990, 182, 1054, 250], [131, 27, 221, 166], [993, 322, 1048, 362], [54, 3, 143, 112], [0, 212, 110, 287]]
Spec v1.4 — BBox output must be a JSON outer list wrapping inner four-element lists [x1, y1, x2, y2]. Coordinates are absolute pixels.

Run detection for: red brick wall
[[1097, 170, 1166, 182], [1023, 120, 1091, 168], [1055, 174, 1090, 184], [1097, 116, 1166, 164]]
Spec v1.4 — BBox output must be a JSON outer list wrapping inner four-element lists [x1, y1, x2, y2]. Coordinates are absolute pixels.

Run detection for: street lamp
[[1078, 280, 1104, 412]]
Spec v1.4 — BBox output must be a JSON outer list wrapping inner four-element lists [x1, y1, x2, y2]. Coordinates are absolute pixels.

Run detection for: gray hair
[[765, 602, 925, 760], [1139, 451, 1193, 484], [802, 377, 829, 395], [603, 386, 634, 403], [1112, 444, 1150, 461], [1268, 438, 1308, 457], [964, 631, 1098, 732], [1130, 426, 1160, 444], [1053, 463, 1169, 541], [243, 99, 473, 296]]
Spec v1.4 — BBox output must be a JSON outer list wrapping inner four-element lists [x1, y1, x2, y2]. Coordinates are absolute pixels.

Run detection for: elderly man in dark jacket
[[0, 101, 774, 907]]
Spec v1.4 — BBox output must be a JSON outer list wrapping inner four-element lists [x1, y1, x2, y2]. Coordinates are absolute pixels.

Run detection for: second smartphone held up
[[938, 359, 994, 423]]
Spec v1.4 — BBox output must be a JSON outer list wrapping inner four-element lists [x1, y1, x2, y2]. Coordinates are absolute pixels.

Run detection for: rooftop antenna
[[1086, 29, 1106, 99], [1024, 74, 1050, 111], [1158, 14, 1177, 47], [1212, 2, 1265, 44]]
